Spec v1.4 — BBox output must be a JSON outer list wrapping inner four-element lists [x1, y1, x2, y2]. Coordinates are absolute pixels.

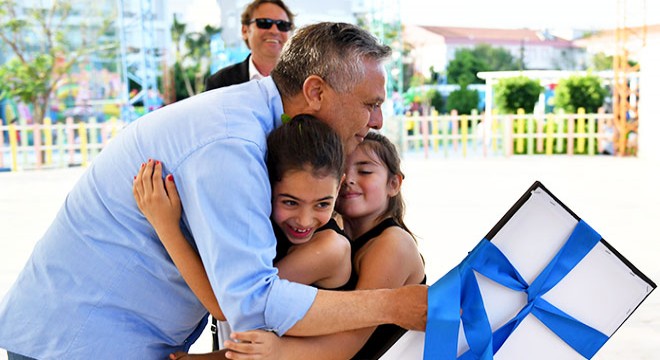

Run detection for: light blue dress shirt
[[0, 77, 318, 358]]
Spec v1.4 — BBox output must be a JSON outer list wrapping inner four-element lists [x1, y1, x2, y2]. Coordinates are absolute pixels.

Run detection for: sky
[[193, 0, 658, 31], [399, 0, 657, 30]]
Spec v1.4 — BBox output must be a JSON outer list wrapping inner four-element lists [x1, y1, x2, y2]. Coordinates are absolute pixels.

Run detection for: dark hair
[[271, 22, 391, 99], [358, 132, 415, 239], [241, 0, 295, 48], [267, 114, 344, 186]]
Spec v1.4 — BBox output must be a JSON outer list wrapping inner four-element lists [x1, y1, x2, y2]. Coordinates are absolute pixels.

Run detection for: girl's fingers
[[165, 174, 180, 207], [230, 331, 262, 343], [153, 160, 163, 190], [142, 159, 154, 194], [133, 164, 148, 210]]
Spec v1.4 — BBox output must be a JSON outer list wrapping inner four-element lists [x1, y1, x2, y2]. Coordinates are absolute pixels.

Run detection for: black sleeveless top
[[272, 218, 350, 290], [347, 218, 427, 360]]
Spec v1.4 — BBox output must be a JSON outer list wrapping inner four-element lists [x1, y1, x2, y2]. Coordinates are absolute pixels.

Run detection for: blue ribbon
[[424, 220, 610, 360]]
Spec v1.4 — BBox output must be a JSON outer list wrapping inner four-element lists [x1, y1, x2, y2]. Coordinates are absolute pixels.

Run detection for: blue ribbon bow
[[424, 220, 609, 359]]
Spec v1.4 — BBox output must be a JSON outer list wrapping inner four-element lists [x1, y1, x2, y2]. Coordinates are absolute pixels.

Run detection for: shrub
[[494, 76, 543, 113], [554, 74, 607, 113], [446, 86, 479, 115]]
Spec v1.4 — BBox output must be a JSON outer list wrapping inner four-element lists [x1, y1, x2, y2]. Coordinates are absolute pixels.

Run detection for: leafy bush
[[426, 89, 444, 113], [494, 76, 543, 113], [446, 86, 480, 115], [554, 74, 607, 113]]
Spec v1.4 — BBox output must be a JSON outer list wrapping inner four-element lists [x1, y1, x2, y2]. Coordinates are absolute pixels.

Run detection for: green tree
[[426, 88, 444, 113], [494, 76, 543, 113], [0, 0, 115, 124], [472, 44, 518, 72], [446, 86, 480, 115], [591, 52, 613, 71], [446, 50, 485, 86], [554, 74, 607, 113], [447, 44, 517, 86], [170, 15, 221, 99]]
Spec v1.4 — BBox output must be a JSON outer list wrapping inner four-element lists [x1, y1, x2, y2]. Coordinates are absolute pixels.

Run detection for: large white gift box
[[380, 181, 655, 360]]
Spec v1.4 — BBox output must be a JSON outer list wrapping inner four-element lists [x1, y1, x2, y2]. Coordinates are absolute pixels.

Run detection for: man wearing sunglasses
[[205, 0, 294, 91]]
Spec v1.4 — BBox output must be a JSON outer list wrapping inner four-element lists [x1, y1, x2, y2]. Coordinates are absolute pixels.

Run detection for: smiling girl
[[133, 114, 351, 340]]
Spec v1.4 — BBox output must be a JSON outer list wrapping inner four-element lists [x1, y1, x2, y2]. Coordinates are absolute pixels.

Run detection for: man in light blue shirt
[[0, 23, 427, 358]]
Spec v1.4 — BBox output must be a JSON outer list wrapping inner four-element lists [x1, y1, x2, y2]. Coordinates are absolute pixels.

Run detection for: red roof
[[418, 26, 573, 47]]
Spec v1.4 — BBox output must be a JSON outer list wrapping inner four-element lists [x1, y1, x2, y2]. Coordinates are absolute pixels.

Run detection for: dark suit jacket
[[204, 55, 251, 91]]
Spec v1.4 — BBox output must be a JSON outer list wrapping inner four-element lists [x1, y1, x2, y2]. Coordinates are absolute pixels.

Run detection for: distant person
[[205, 0, 294, 90]]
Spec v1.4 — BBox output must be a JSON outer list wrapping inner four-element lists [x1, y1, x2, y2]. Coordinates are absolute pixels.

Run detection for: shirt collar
[[248, 56, 265, 81]]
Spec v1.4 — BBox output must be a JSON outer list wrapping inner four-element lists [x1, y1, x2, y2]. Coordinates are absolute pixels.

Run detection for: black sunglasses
[[249, 18, 292, 32]]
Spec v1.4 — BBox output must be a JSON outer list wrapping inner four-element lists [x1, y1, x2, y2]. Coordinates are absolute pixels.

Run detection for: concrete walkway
[[1, 155, 658, 358]]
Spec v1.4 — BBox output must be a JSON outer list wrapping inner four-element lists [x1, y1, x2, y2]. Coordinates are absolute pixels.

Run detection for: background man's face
[[242, 3, 291, 60]]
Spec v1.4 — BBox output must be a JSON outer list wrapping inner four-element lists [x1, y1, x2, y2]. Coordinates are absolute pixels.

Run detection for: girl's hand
[[223, 330, 282, 360], [133, 159, 182, 234], [169, 350, 231, 359]]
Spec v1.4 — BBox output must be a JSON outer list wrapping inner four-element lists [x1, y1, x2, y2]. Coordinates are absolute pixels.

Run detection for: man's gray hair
[[271, 22, 391, 99]]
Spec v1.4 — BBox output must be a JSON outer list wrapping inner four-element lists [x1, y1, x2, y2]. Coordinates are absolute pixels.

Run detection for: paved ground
[[1, 155, 658, 358]]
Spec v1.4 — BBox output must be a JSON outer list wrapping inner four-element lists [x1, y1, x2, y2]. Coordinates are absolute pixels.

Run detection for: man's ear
[[301, 75, 326, 112], [387, 174, 402, 197], [241, 25, 250, 48]]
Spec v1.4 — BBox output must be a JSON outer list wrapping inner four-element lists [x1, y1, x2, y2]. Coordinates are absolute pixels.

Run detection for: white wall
[[638, 38, 660, 160]]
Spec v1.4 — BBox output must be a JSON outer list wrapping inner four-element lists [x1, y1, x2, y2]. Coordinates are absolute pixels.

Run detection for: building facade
[[404, 25, 586, 79]]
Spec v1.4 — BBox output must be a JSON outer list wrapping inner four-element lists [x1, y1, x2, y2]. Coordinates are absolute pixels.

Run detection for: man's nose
[[369, 107, 383, 130]]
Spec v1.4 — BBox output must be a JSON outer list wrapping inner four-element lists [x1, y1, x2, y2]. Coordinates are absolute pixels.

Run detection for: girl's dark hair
[[359, 132, 415, 240], [267, 114, 344, 185]]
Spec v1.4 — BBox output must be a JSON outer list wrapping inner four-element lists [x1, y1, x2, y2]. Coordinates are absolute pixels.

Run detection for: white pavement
[[1, 155, 659, 359]]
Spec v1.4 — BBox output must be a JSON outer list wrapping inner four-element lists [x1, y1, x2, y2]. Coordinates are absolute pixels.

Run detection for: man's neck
[[281, 93, 313, 119], [251, 54, 276, 77]]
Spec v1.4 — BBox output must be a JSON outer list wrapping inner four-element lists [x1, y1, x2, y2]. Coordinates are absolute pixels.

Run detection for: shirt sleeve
[[175, 137, 318, 335]]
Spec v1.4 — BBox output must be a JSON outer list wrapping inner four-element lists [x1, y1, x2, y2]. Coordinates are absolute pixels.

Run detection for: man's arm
[[285, 285, 427, 336]]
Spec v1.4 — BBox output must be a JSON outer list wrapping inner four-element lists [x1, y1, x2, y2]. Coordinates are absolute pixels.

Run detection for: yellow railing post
[[587, 112, 596, 156], [515, 109, 525, 154], [545, 114, 555, 156], [9, 122, 19, 171], [576, 108, 586, 154], [460, 114, 468, 157]]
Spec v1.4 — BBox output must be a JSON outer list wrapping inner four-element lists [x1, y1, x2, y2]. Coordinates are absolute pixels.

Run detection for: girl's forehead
[[349, 146, 382, 165]]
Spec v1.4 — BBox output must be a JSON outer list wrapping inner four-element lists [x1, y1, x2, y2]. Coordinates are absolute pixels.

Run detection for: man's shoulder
[[206, 56, 250, 90]]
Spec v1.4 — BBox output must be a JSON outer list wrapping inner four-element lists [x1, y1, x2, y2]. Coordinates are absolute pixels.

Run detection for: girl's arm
[[225, 227, 426, 360], [133, 160, 225, 320], [133, 161, 353, 319], [275, 229, 352, 289]]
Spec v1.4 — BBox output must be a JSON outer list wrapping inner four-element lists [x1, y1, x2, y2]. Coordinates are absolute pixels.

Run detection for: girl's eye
[[282, 200, 297, 206], [317, 201, 333, 209], [358, 170, 372, 175]]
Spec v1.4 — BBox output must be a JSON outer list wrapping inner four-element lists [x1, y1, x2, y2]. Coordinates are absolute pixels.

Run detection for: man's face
[[317, 59, 386, 154], [242, 3, 291, 61]]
